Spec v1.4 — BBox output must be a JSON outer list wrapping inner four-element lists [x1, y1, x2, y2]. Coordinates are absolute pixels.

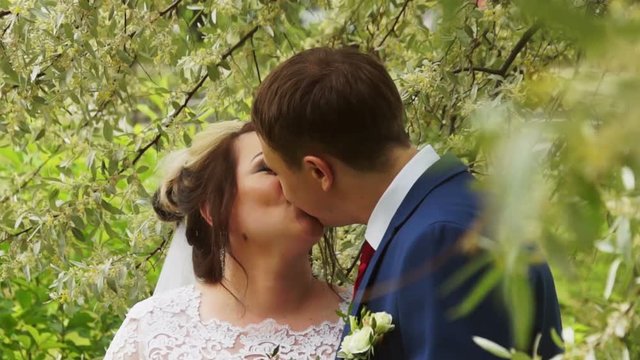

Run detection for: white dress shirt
[[365, 145, 440, 250]]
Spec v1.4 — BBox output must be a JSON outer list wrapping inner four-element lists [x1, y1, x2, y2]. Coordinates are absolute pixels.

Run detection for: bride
[[105, 121, 349, 359]]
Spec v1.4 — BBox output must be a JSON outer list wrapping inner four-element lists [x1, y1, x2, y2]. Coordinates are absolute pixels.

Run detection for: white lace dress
[[104, 285, 350, 359]]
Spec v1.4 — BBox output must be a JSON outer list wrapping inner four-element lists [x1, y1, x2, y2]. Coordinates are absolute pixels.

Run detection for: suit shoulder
[[393, 220, 476, 260]]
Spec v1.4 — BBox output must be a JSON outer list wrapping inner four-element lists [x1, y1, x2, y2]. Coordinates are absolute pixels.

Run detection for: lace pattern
[[104, 285, 349, 359]]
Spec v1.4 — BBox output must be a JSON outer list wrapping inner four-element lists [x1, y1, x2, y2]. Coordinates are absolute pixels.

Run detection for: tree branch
[[159, 0, 183, 17], [498, 22, 540, 75], [451, 66, 504, 75], [451, 23, 541, 77], [10, 21, 253, 209], [125, 75, 207, 170], [378, 0, 412, 48], [7, 25, 261, 241], [137, 236, 168, 269], [1, 14, 12, 37], [251, 36, 262, 83], [125, 25, 260, 170]]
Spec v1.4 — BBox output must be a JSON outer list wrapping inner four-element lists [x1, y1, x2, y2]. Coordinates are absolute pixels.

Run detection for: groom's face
[[259, 139, 333, 225]]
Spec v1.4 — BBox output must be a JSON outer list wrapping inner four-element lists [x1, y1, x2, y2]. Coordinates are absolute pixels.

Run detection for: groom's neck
[[346, 145, 418, 224]]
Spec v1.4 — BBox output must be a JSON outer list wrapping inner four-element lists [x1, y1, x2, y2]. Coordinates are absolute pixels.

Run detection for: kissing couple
[[105, 47, 562, 360]]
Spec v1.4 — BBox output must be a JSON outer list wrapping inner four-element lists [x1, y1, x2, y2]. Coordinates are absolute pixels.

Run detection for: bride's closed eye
[[256, 161, 276, 175]]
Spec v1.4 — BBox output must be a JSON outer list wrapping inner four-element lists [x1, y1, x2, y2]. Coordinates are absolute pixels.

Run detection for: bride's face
[[229, 132, 324, 254]]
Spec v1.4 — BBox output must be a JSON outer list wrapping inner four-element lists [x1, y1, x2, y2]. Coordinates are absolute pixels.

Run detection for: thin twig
[[159, 0, 182, 17], [125, 75, 205, 169], [345, 244, 364, 278], [1, 15, 12, 37], [451, 23, 541, 77], [498, 22, 540, 75], [8, 226, 34, 239], [0, 146, 61, 206], [451, 66, 504, 76], [377, 0, 411, 48], [230, 54, 253, 87], [250, 37, 262, 83], [127, 1, 183, 39], [138, 236, 168, 268], [436, 40, 456, 64], [282, 32, 295, 52]]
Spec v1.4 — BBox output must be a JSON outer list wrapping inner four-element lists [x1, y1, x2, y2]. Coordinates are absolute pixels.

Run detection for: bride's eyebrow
[[251, 152, 263, 163]]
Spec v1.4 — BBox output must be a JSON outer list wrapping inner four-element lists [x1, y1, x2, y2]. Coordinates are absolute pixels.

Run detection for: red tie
[[354, 241, 375, 293]]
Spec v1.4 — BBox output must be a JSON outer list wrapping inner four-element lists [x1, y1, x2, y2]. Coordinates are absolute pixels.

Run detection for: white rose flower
[[372, 312, 395, 333], [341, 326, 374, 355]]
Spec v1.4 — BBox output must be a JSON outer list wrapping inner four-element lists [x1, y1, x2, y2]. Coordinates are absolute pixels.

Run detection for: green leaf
[[183, 131, 192, 146], [603, 257, 622, 300], [472, 336, 511, 359], [505, 271, 534, 351], [101, 199, 123, 215], [15, 290, 32, 309], [136, 165, 149, 174], [103, 123, 113, 142], [70, 215, 85, 229], [71, 227, 85, 242], [136, 104, 158, 120], [116, 49, 133, 64], [65, 331, 91, 347], [103, 221, 120, 238], [449, 266, 502, 319], [17, 334, 32, 348], [441, 253, 493, 296], [78, 0, 91, 10], [0, 59, 19, 85], [34, 128, 46, 141], [207, 64, 220, 81], [219, 60, 231, 71]]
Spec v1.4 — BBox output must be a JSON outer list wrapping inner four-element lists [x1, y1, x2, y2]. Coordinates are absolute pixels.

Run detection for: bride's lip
[[283, 199, 320, 222], [290, 204, 320, 221]]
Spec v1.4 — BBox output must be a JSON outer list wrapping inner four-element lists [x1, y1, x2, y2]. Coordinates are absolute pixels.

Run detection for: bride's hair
[[152, 120, 253, 283], [151, 120, 342, 286]]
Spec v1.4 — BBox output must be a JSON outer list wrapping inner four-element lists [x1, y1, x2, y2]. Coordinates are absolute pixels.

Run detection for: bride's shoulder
[[126, 285, 199, 320]]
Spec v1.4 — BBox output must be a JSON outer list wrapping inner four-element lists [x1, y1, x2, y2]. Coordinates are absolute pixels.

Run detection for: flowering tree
[[1, 0, 639, 358]]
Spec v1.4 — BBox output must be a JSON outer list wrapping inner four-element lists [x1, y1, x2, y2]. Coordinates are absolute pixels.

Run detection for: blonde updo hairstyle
[[152, 120, 254, 284]]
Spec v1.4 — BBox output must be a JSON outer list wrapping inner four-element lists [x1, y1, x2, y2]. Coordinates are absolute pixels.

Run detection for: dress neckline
[[188, 284, 351, 334]]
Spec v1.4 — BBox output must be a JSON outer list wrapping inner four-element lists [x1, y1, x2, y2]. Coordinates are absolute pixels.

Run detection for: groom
[[251, 47, 562, 359]]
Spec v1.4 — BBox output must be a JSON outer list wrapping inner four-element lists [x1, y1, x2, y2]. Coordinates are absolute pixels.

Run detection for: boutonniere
[[337, 306, 395, 359]]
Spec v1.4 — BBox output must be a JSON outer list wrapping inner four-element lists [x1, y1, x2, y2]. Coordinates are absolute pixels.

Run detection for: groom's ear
[[302, 155, 334, 192], [199, 202, 213, 226]]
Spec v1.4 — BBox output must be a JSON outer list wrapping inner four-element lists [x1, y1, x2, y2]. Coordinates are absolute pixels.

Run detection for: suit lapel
[[350, 153, 468, 314]]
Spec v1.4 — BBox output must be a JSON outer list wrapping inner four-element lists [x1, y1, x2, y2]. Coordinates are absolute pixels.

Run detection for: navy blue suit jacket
[[342, 154, 562, 359]]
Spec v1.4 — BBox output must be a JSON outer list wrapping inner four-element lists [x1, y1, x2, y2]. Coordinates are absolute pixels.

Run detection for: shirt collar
[[365, 145, 440, 250]]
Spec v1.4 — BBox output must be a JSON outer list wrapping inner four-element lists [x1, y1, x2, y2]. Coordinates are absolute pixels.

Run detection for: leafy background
[[1, 0, 639, 358]]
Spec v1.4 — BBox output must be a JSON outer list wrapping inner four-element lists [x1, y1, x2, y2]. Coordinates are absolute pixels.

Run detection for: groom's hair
[[252, 47, 410, 171]]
